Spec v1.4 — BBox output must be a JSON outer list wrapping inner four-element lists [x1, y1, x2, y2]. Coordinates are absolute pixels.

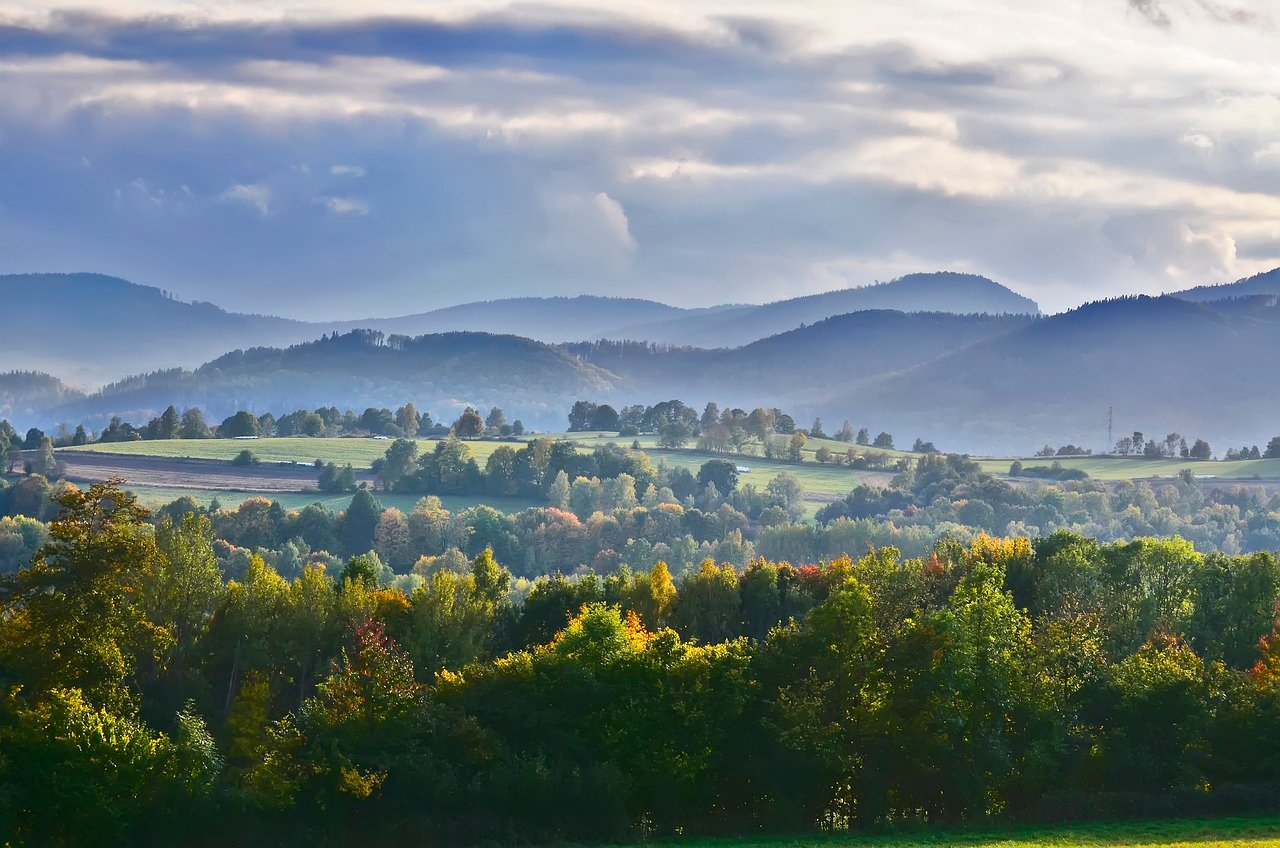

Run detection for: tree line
[[6, 482, 1280, 844]]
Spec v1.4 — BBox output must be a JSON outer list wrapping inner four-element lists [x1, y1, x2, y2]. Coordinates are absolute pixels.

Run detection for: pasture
[[61, 436, 520, 468], [629, 816, 1280, 848], [978, 455, 1280, 482], [93, 483, 542, 515]]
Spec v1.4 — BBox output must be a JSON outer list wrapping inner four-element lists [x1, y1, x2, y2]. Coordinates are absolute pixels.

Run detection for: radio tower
[[1106, 406, 1113, 456]]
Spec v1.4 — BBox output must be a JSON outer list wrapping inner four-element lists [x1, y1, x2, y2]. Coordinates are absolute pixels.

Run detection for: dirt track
[[57, 451, 375, 493]]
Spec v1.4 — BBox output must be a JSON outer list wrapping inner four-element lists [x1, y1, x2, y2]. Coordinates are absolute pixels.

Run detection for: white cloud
[[218, 183, 271, 216], [329, 164, 365, 177], [321, 196, 369, 215]]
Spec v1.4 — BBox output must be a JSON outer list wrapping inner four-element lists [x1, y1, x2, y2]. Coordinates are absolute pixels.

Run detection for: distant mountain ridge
[[1169, 268, 1280, 304], [53, 329, 622, 430], [607, 272, 1040, 347], [2, 270, 1039, 383], [833, 294, 1280, 452]]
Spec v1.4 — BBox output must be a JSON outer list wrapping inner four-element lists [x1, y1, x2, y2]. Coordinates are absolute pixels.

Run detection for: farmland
[[114, 483, 541, 515], [629, 817, 1280, 848], [978, 455, 1280, 482]]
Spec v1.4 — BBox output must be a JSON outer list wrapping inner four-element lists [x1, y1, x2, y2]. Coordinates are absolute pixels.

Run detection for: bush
[[230, 449, 260, 467]]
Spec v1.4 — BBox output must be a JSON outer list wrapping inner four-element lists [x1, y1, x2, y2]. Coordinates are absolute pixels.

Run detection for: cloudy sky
[[1, 0, 1278, 318]]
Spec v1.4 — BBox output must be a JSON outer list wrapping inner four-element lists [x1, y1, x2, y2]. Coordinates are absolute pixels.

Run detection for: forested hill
[[1169, 267, 1280, 304], [7, 271, 1038, 384], [607, 272, 1040, 347], [566, 310, 1034, 406], [337, 295, 725, 343], [836, 295, 1280, 452], [0, 371, 84, 421], [0, 273, 317, 382], [57, 329, 623, 430]]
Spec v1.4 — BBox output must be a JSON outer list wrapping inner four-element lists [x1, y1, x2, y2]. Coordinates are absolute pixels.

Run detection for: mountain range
[[0, 271, 1038, 384], [8, 268, 1280, 452]]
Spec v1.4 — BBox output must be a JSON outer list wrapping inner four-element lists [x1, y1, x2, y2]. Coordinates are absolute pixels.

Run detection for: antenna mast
[[1107, 406, 1113, 455]]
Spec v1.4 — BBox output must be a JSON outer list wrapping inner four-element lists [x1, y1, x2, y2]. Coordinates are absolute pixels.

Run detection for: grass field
[[625, 817, 1280, 848], [61, 437, 521, 468], [100, 483, 542, 515], [58, 434, 1280, 491], [978, 456, 1280, 482]]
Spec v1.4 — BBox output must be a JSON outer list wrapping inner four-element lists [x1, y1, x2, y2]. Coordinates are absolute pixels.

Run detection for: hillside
[[0, 371, 84, 422], [567, 310, 1033, 407], [52, 329, 623, 430], [835, 295, 1280, 453], [1170, 267, 1280, 304], [0, 273, 317, 383], [607, 272, 1039, 347], [341, 295, 727, 343]]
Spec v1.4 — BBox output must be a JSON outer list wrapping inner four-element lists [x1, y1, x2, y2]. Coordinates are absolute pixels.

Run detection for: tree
[[1265, 437, 1280, 460], [0, 482, 161, 707], [872, 431, 895, 450], [452, 407, 485, 439], [836, 420, 854, 443], [485, 407, 507, 434], [511, 420, 525, 437], [220, 411, 258, 438], [179, 407, 212, 439], [788, 431, 807, 461], [591, 404, 621, 432], [378, 438, 418, 491], [1189, 439, 1212, 460], [155, 405, 181, 440], [26, 436, 61, 479], [338, 488, 383, 556], [697, 459, 739, 496], [568, 400, 598, 432], [856, 427, 870, 446], [396, 403, 422, 438], [71, 424, 88, 446], [809, 418, 826, 439]]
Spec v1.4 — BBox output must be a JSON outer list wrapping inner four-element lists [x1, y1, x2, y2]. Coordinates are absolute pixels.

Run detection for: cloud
[[218, 183, 271, 216], [321, 195, 369, 214], [0, 2, 1277, 317]]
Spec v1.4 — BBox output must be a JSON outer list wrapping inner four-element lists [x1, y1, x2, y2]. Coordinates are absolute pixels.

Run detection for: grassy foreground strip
[[628, 818, 1280, 848]]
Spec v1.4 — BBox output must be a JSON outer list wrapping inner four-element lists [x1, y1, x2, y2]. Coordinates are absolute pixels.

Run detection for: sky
[[0, 0, 1278, 319]]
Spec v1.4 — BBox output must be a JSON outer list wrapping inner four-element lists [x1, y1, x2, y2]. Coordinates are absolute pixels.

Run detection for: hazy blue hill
[[60, 330, 624, 431], [0, 273, 316, 383], [836, 295, 1280, 453], [342, 295, 719, 343], [568, 310, 1033, 405], [608, 272, 1040, 347], [1169, 267, 1280, 303], [0, 371, 84, 422]]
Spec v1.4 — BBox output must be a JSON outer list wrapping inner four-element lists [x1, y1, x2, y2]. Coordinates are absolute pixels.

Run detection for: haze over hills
[[834, 295, 1280, 453], [2, 270, 1042, 383], [0, 273, 319, 383], [52, 330, 622, 431], [1169, 268, 1280, 304], [608, 272, 1041, 347], [566, 311, 1035, 406], [338, 296, 732, 343]]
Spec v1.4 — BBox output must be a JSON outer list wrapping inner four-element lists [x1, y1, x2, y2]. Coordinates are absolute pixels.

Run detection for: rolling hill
[[0, 273, 318, 383], [51, 329, 623, 431], [833, 295, 1280, 453], [3, 271, 1040, 386], [1170, 267, 1280, 304], [340, 295, 731, 343], [566, 310, 1035, 407], [606, 272, 1040, 347], [0, 372, 84, 423]]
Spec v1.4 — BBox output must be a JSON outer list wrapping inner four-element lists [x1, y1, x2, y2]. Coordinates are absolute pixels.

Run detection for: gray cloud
[[0, 2, 1276, 317]]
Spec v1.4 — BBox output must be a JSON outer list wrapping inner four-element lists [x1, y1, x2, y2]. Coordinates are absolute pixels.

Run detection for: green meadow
[[628, 817, 1280, 848]]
